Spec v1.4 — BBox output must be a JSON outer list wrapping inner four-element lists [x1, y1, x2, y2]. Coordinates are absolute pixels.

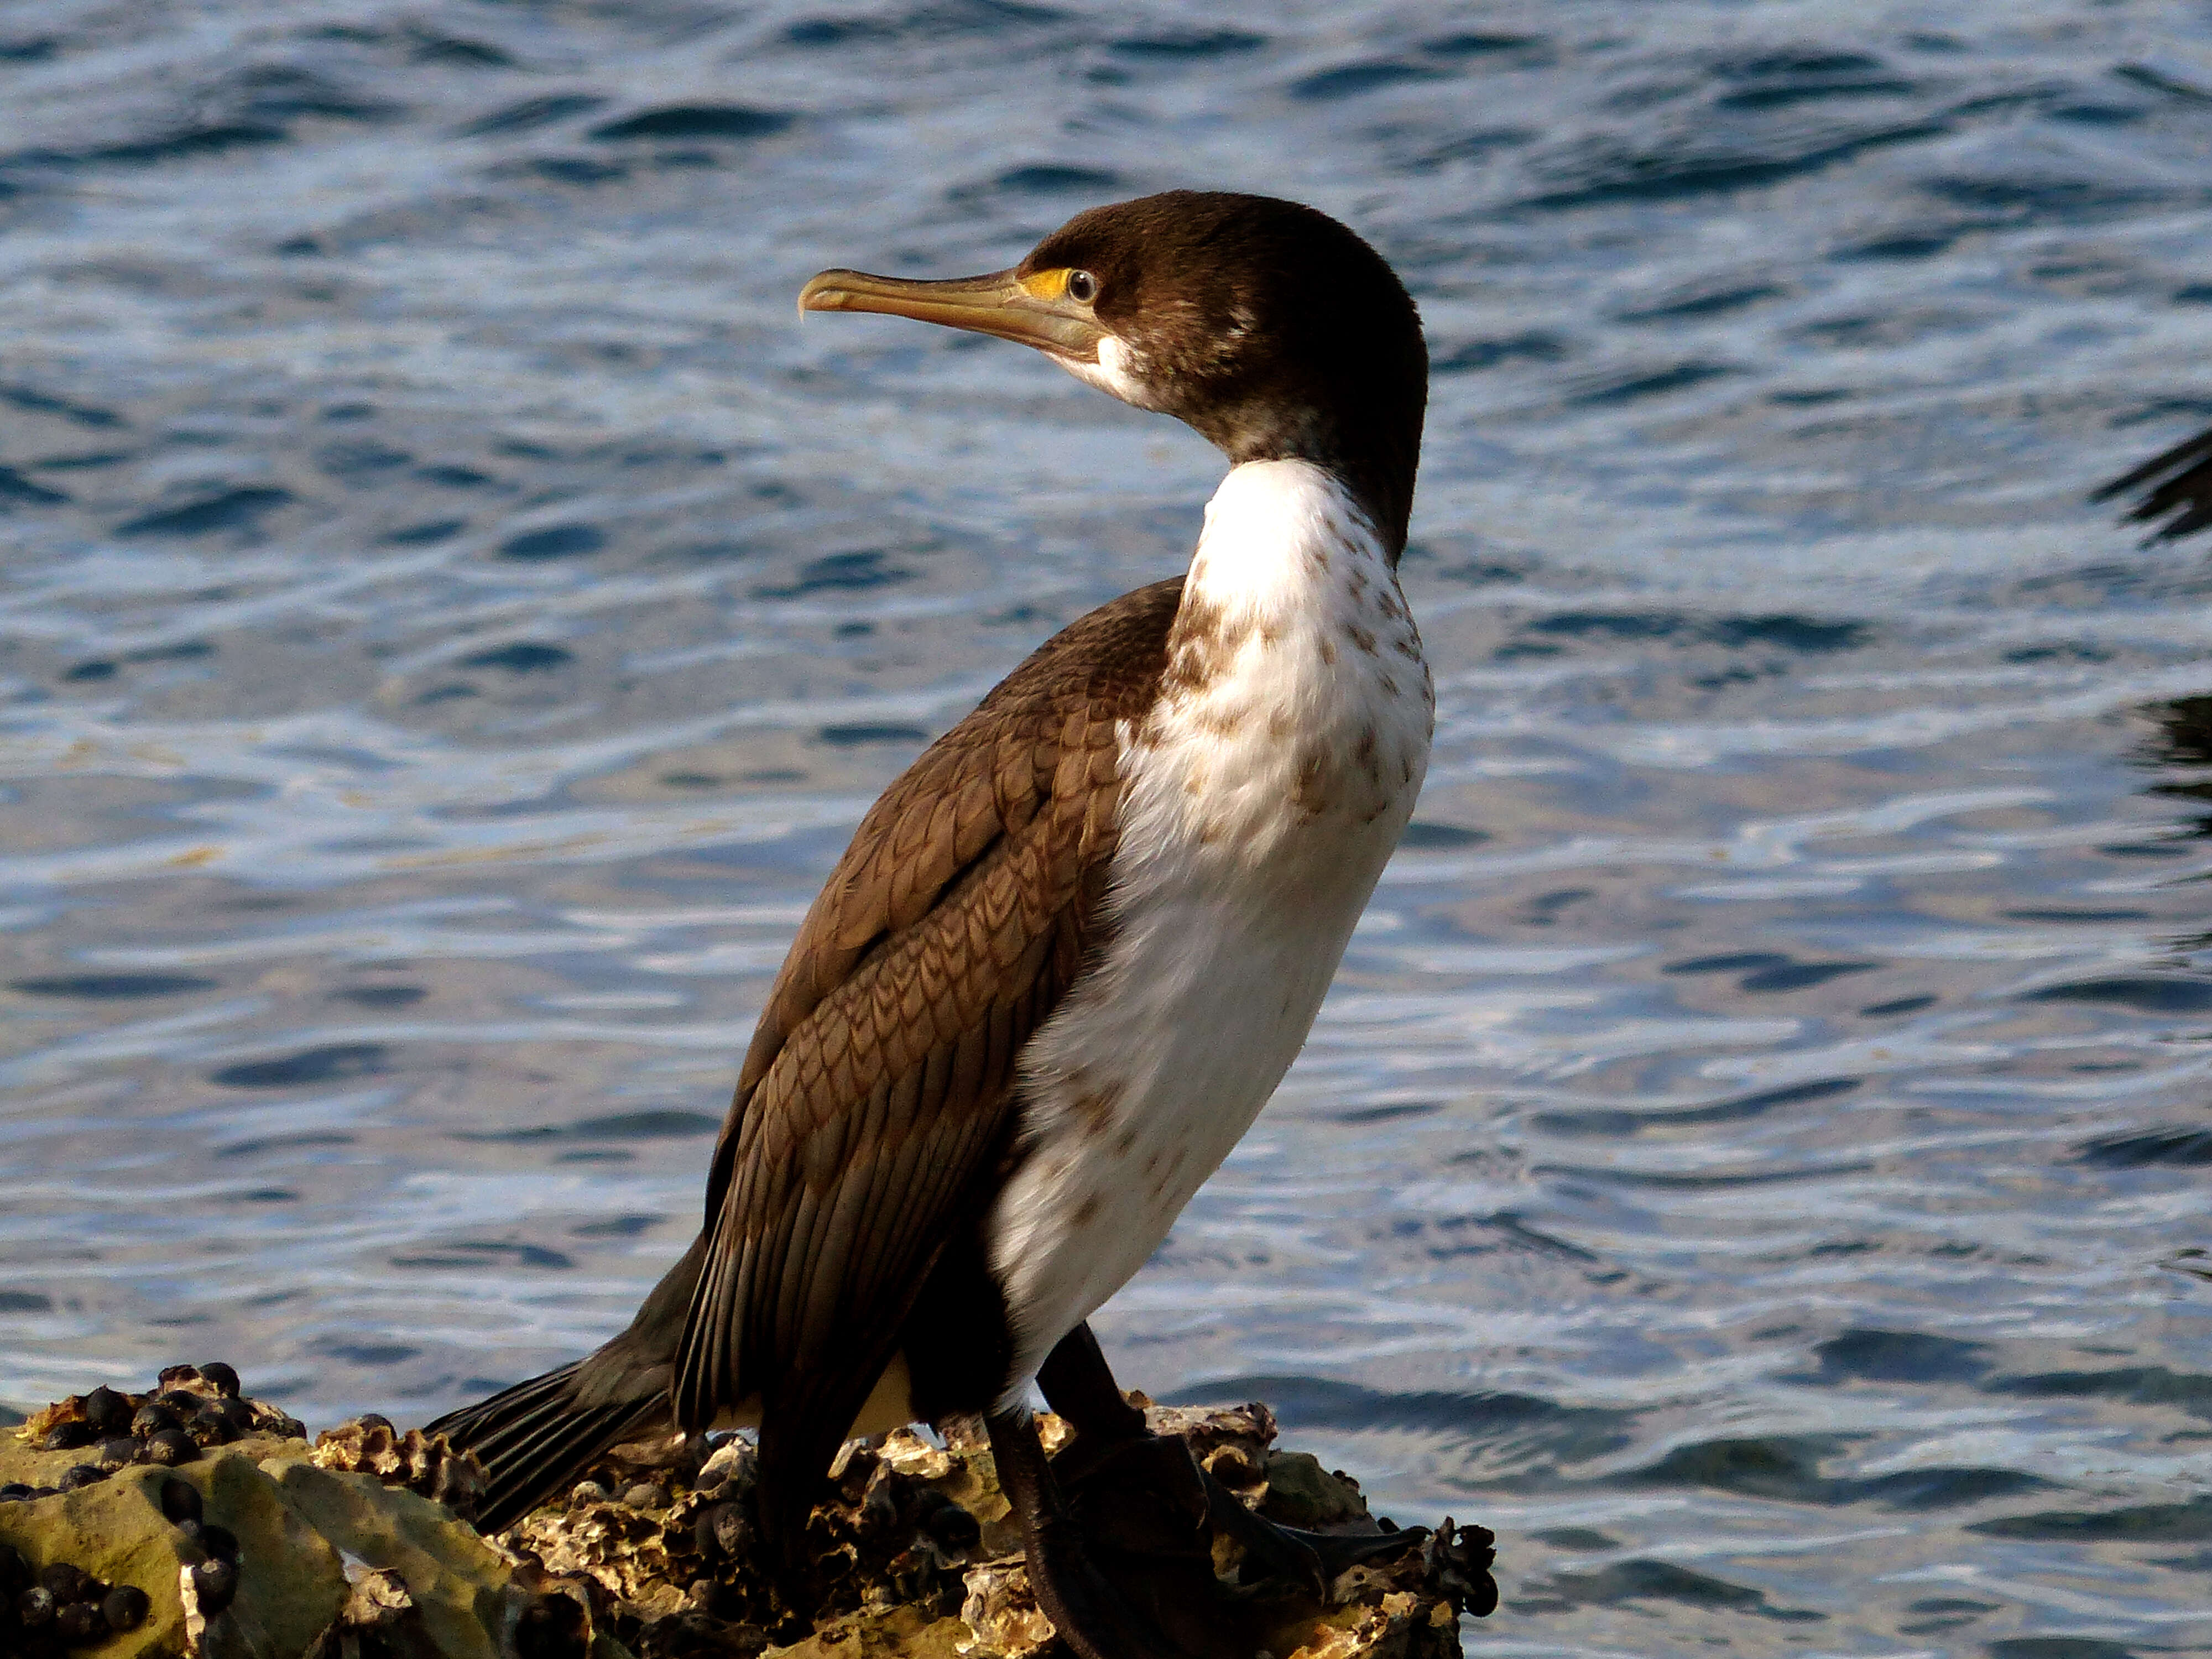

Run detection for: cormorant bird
[[2096, 419, 2212, 540], [429, 190, 1442, 1658]]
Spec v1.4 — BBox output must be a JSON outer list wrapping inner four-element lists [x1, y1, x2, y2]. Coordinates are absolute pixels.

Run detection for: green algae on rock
[[1, 1369, 598, 1659]]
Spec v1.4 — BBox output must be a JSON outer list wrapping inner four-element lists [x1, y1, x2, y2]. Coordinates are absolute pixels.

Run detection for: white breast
[[985, 459, 1433, 1396]]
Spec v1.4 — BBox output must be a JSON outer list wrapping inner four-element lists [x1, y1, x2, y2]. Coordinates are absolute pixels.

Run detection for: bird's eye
[[1066, 270, 1098, 304]]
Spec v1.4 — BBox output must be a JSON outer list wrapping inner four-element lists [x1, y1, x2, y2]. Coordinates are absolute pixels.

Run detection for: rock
[[493, 1401, 1491, 1659], [956, 1559, 1054, 1658], [1258, 1450, 1369, 1529], [301, 1567, 444, 1659], [0, 1369, 557, 1659], [312, 1421, 486, 1521], [270, 1460, 518, 1659], [6, 1368, 1494, 1659]]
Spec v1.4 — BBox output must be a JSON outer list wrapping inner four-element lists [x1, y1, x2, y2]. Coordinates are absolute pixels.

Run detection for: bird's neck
[[1194, 402, 1421, 564], [1179, 459, 1402, 631], [1146, 456, 1431, 856]]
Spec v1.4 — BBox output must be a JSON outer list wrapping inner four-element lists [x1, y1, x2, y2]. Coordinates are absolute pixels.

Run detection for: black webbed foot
[[986, 1407, 1247, 1659], [1057, 1419, 1426, 1601], [1193, 1462, 1426, 1594], [1037, 1323, 1428, 1604]]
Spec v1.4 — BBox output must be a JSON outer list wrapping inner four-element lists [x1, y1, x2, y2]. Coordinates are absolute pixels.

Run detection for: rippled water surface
[[6, 0, 2212, 1651]]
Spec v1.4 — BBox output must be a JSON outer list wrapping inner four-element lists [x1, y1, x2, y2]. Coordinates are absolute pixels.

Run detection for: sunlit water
[[4, 1, 2211, 1651]]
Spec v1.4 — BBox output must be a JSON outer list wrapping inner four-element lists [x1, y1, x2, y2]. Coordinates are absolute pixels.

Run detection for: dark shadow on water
[[389, 1239, 573, 1272], [313, 1338, 421, 1365], [2077, 1128, 2212, 1167], [1432, 332, 1568, 374], [1397, 821, 1488, 848], [1291, 60, 1450, 102], [754, 549, 912, 599], [1986, 1364, 2212, 1422], [215, 1131, 356, 1160], [1666, 952, 1877, 992], [780, 0, 1065, 50], [1518, 118, 1948, 212], [1617, 283, 1787, 322], [331, 985, 425, 1009], [1563, 361, 1735, 405], [499, 523, 604, 561], [589, 106, 792, 142], [383, 519, 466, 545], [210, 1043, 389, 1089], [10, 973, 216, 998], [1972, 1495, 2212, 1541], [1107, 29, 1265, 59], [455, 93, 608, 138], [817, 723, 930, 747], [1523, 611, 1868, 652], [1534, 1076, 1858, 1137], [571, 1213, 665, 1239], [2018, 975, 2212, 1014], [452, 1109, 719, 1144], [1164, 1373, 1635, 1469], [1625, 1434, 2049, 1510], [0, 465, 68, 505], [459, 642, 573, 673], [0, 383, 122, 428], [117, 487, 290, 538], [1521, 1558, 1823, 1621], [1800, 1327, 1992, 1385], [957, 164, 1120, 199]]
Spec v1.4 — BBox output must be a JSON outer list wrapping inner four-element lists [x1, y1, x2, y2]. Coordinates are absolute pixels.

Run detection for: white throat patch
[[985, 460, 1433, 1395], [1056, 335, 1162, 410]]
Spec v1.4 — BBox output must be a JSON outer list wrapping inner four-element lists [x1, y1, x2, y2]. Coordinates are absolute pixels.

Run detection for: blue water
[[4, 1, 2211, 1651]]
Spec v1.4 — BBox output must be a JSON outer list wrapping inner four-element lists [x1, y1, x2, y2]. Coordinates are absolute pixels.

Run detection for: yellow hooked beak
[[797, 265, 1106, 362]]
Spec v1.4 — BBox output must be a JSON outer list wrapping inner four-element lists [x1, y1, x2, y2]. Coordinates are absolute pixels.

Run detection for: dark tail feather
[[429, 1357, 665, 1533], [427, 1233, 707, 1532], [2095, 420, 2212, 541]]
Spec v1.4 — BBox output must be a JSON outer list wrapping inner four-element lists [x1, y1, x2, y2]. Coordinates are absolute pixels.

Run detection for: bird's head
[[800, 190, 1427, 554]]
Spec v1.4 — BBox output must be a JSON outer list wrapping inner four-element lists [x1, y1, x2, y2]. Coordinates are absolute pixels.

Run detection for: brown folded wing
[[672, 578, 1181, 1451]]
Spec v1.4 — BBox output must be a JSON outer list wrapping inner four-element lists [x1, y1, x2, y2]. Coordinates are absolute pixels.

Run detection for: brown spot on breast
[[1354, 726, 1381, 782], [1161, 592, 1242, 698], [1347, 624, 1378, 657], [1293, 747, 1332, 818], [1198, 703, 1244, 737], [1070, 1086, 1121, 1138], [1072, 1194, 1100, 1229], [1318, 637, 1337, 667]]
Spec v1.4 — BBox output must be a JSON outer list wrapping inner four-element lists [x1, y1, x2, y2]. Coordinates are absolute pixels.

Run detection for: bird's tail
[[427, 1357, 666, 1533], [426, 1234, 709, 1533]]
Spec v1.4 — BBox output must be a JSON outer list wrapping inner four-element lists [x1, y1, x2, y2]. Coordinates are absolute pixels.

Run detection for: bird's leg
[[1036, 1325, 1425, 1598], [983, 1406, 1201, 1659]]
